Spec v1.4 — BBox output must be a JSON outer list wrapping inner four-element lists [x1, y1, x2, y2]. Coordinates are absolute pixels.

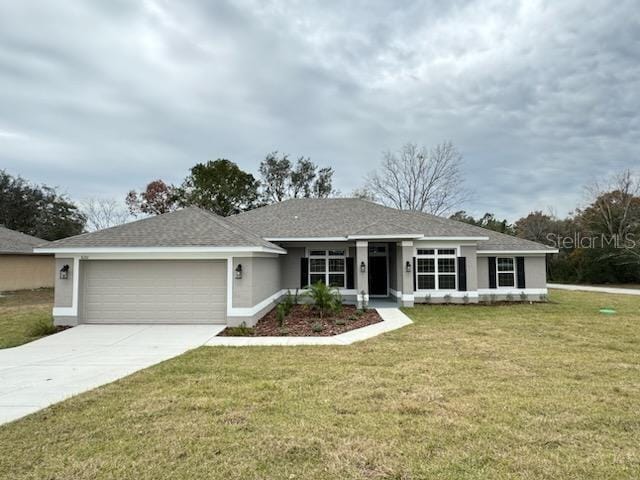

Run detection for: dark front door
[[368, 255, 388, 295]]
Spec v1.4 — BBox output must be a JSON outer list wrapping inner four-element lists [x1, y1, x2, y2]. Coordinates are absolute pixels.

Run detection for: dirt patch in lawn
[[219, 304, 382, 336]]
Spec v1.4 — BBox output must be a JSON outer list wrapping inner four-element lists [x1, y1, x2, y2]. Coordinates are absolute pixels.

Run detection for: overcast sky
[[1, 0, 638, 220]]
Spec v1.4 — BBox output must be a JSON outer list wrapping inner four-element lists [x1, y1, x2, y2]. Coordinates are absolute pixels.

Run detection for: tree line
[[125, 153, 334, 217]]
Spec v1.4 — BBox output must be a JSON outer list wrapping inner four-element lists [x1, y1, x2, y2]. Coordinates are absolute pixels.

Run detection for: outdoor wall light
[[360, 261, 366, 273], [405, 261, 412, 272], [59, 264, 70, 280], [235, 264, 242, 279]]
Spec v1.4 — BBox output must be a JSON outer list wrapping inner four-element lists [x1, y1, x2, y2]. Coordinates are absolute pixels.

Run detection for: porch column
[[399, 241, 415, 307], [355, 240, 368, 308]]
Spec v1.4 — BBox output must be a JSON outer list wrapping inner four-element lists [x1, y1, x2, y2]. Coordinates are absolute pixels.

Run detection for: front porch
[[354, 240, 415, 309]]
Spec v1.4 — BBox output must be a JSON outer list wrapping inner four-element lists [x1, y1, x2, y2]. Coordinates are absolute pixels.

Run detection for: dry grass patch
[[0, 290, 639, 479], [0, 288, 55, 348]]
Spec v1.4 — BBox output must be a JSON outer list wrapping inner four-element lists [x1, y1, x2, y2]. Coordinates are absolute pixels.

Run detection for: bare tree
[[81, 198, 132, 232], [582, 169, 640, 239], [365, 141, 469, 215]]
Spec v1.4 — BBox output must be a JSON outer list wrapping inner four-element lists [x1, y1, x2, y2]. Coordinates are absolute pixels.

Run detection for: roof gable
[[0, 226, 49, 254], [230, 198, 553, 251], [44, 207, 282, 251]]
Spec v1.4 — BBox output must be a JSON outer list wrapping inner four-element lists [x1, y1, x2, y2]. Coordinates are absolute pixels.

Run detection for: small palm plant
[[306, 281, 341, 319]]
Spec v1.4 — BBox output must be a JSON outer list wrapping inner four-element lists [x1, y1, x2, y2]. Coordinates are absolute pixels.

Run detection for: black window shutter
[[346, 257, 355, 289], [488, 257, 497, 289], [300, 257, 309, 288], [516, 257, 526, 289], [412, 257, 416, 291], [457, 257, 467, 291]]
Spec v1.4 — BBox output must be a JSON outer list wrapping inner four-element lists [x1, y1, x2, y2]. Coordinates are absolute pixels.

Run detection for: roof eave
[[477, 249, 559, 254], [33, 245, 287, 255], [265, 235, 490, 242], [416, 236, 490, 241]]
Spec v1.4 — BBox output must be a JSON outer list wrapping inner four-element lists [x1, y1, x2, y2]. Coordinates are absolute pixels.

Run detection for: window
[[368, 245, 387, 255], [416, 248, 457, 290], [496, 257, 515, 287], [308, 249, 346, 287]]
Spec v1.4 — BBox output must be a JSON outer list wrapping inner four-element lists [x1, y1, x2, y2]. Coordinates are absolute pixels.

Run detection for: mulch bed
[[219, 304, 383, 337]]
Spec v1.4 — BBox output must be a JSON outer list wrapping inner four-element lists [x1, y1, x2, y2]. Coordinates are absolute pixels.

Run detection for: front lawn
[[0, 289, 56, 349], [1, 290, 639, 479]]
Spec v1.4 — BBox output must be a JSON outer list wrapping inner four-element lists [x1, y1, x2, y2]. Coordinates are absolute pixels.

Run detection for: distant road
[[548, 283, 640, 296]]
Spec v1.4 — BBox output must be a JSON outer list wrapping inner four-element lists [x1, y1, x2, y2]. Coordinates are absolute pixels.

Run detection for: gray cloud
[[0, 0, 638, 220]]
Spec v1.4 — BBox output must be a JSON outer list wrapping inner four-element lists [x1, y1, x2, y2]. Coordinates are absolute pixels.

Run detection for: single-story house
[[36, 198, 557, 327], [0, 226, 54, 292]]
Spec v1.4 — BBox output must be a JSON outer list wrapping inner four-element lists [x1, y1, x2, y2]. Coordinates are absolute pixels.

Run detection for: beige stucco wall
[[232, 256, 281, 308], [525, 256, 547, 288], [477, 256, 490, 289], [280, 247, 305, 290], [278, 242, 356, 291], [0, 254, 54, 292], [54, 257, 74, 307], [477, 254, 548, 290]]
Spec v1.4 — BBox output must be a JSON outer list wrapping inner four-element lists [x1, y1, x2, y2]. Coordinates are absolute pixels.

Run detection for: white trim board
[[35, 246, 287, 255], [416, 236, 489, 241], [477, 250, 558, 255], [478, 288, 548, 295], [414, 291, 479, 299], [207, 308, 414, 347], [264, 235, 489, 242]]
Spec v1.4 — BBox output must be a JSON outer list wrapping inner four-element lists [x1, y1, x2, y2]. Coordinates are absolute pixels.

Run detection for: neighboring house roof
[[230, 198, 554, 252], [0, 226, 50, 254], [40, 207, 284, 252]]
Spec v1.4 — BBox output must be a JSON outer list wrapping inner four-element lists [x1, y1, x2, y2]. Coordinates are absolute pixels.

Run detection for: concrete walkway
[[0, 324, 224, 425], [206, 308, 413, 346], [548, 283, 640, 296]]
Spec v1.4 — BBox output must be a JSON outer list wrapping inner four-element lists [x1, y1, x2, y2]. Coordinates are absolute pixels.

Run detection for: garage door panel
[[81, 260, 227, 324]]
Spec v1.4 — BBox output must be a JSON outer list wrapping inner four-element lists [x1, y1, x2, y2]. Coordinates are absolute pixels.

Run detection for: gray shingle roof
[[230, 198, 553, 252], [44, 207, 282, 250], [0, 226, 49, 254]]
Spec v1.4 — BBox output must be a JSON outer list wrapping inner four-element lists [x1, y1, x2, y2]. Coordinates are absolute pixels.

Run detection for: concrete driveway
[[0, 324, 224, 425]]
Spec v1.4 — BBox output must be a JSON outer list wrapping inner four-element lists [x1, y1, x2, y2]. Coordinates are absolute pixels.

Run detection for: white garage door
[[81, 260, 227, 324]]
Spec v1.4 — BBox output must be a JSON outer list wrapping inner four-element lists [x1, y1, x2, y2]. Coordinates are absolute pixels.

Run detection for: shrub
[[443, 294, 452, 303], [275, 303, 287, 327], [225, 322, 254, 336], [279, 327, 289, 336], [282, 290, 295, 315], [348, 314, 358, 321], [539, 293, 549, 302], [424, 294, 431, 304], [488, 294, 497, 304], [520, 291, 528, 301], [335, 319, 346, 326], [311, 322, 324, 333], [28, 316, 57, 337], [306, 281, 341, 319], [463, 294, 469, 304], [506, 293, 514, 302], [355, 309, 364, 317]]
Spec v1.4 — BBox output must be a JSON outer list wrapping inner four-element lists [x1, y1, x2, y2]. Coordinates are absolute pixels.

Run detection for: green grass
[[1, 289, 639, 479], [0, 289, 55, 349]]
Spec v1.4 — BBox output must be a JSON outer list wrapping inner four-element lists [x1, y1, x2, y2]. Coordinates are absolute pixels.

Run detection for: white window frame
[[496, 257, 516, 288], [308, 249, 346, 288], [415, 248, 457, 291]]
